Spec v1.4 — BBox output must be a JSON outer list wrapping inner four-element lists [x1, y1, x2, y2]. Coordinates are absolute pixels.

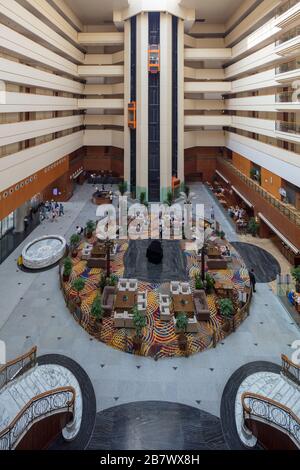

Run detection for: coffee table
[[173, 294, 195, 318], [114, 290, 136, 312]]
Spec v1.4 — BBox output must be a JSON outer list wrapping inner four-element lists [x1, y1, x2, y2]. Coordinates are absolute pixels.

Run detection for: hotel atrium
[[0, 0, 300, 454]]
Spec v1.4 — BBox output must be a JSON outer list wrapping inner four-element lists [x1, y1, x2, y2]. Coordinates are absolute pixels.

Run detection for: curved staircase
[[0, 347, 82, 450], [236, 354, 300, 449]]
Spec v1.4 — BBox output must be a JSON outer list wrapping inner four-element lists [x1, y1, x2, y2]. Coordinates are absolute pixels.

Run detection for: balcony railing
[[276, 57, 300, 74], [276, 91, 300, 103], [242, 392, 300, 448], [0, 386, 75, 450], [0, 346, 37, 390], [276, 26, 300, 46], [275, 120, 300, 134], [282, 354, 300, 386], [276, 0, 299, 17], [217, 157, 300, 227]]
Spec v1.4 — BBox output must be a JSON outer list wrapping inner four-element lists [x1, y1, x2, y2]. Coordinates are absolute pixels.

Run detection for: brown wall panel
[[84, 146, 124, 176], [184, 147, 221, 182]]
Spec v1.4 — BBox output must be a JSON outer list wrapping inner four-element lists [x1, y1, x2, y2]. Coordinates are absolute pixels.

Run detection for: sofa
[[193, 289, 210, 321], [102, 285, 116, 316]]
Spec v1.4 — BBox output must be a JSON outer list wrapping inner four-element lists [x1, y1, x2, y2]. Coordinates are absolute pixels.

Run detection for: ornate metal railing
[[282, 354, 300, 386], [0, 386, 75, 450], [242, 392, 300, 448], [0, 346, 37, 390]]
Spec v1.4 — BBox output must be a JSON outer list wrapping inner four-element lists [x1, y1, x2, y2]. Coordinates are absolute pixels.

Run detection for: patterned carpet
[[62, 235, 250, 358]]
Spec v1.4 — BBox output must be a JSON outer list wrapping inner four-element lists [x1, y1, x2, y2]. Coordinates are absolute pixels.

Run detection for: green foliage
[[194, 272, 204, 290], [164, 190, 173, 207], [70, 233, 81, 247], [107, 274, 118, 286], [91, 294, 104, 321], [176, 312, 188, 333], [72, 277, 85, 294], [205, 273, 215, 293], [220, 230, 225, 239], [139, 191, 147, 205], [291, 267, 300, 283], [247, 217, 259, 236], [99, 272, 107, 292], [132, 304, 146, 338], [63, 257, 72, 276], [86, 220, 95, 233], [218, 298, 234, 318], [118, 181, 128, 195]]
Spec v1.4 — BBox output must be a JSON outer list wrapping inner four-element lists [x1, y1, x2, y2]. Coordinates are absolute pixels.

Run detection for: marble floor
[[0, 182, 298, 424]]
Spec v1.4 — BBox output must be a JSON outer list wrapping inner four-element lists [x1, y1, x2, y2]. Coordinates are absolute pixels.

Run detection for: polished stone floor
[[0, 182, 298, 423], [87, 401, 227, 450], [123, 239, 188, 282]]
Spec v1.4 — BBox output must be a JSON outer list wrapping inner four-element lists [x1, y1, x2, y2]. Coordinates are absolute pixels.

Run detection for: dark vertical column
[[148, 12, 160, 202], [172, 16, 178, 178], [130, 16, 137, 196]]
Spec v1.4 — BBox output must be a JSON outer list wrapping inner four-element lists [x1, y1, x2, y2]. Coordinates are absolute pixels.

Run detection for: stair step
[[7, 384, 28, 409], [269, 379, 290, 400], [286, 393, 300, 412]]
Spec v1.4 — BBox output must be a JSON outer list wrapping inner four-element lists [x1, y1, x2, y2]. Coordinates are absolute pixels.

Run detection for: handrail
[[276, 91, 300, 103], [276, 26, 300, 46], [282, 354, 300, 385], [0, 386, 75, 450], [276, 0, 299, 17], [217, 157, 300, 227], [276, 57, 300, 74], [242, 392, 300, 447], [0, 346, 37, 390], [275, 120, 300, 134]]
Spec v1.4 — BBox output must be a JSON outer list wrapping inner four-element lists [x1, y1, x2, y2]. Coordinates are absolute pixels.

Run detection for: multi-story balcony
[[275, 91, 300, 110], [275, 57, 300, 81], [275, 121, 300, 140], [275, 0, 300, 28], [275, 27, 300, 57]]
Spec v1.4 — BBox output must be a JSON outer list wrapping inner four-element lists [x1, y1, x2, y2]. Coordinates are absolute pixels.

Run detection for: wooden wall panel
[[84, 146, 124, 176], [184, 147, 221, 182], [261, 168, 282, 199], [232, 152, 251, 176]]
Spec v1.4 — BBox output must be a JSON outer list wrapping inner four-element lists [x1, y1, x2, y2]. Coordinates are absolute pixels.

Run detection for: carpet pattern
[[62, 235, 250, 358]]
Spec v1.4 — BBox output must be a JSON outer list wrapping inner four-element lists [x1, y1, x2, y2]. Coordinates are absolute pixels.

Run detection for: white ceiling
[[64, 0, 245, 25]]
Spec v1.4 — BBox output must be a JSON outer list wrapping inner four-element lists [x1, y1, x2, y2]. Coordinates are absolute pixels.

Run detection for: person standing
[[210, 206, 215, 221], [249, 268, 256, 293], [59, 203, 64, 216]]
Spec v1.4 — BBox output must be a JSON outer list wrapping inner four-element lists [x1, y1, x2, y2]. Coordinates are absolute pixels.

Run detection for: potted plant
[[85, 220, 95, 238], [139, 191, 147, 206], [118, 181, 128, 196], [247, 217, 259, 237], [176, 312, 188, 352], [91, 294, 104, 324], [205, 273, 215, 294], [291, 267, 300, 293], [194, 273, 204, 291], [132, 304, 146, 351], [98, 272, 107, 293], [63, 257, 72, 282], [218, 298, 234, 332], [107, 274, 118, 287], [220, 230, 225, 240], [164, 190, 173, 207], [70, 233, 81, 257], [72, 277, 85, 305]]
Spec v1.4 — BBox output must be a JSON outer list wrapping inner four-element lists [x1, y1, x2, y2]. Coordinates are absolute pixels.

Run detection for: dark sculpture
[[146, 240, 163, 265]]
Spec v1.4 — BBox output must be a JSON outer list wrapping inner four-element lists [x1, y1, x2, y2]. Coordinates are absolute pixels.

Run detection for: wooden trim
[[0, 346, 37, 374]]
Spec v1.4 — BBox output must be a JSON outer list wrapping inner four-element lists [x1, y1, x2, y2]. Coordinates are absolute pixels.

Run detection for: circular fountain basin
[[22, 235, 66, 269]]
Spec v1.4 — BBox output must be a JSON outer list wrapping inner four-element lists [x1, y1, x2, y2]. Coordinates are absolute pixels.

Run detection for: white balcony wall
[[84, 84, 124, 95], [185, 82, 231, 94], [78, 32, 124, 46], [184, 35, 225, 48], [225, 94, 276, 112], [184, 67, 225, 80], [184, 115, 231, 127], [83, 130, 124, 148], [275, 1, 300, 28], [0, 115, 84, 147], [84, 51, 124, 65], [0, 131, 84, 192], [184, 49, 232, 61], [231, 69, 280, 94], [78, 99, 124, 110], [0, 59, 84, 95], [225, 131, 300, 188], [275, 35, 300, 57], [184, 99, 225, 110], [84, 115, 124, 127], [0, 0, 84, 62], [1, 93, 78, 113], [184, 130, 226, 148], [225, 43, 281, 79], [78, 66, 124, 77], [50, 0, 83, 31], [0, 25, 78, 76]]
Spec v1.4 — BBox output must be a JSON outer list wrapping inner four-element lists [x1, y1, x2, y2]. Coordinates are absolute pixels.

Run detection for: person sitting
[[288, 290, 296, 306]]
